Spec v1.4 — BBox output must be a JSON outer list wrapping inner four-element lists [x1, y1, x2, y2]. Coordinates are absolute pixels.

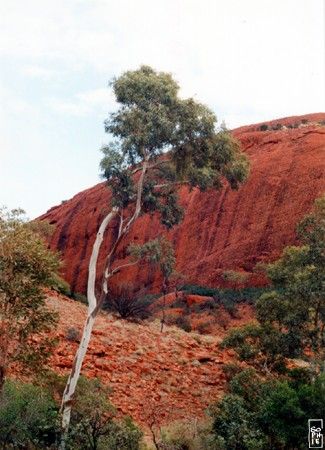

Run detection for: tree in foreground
[[222, 194, 325, 373], [210, 368, 325, 449], [0, 208, 59, 389], [0, 380, 58, 449], [66, 377, 143, 450], [60, 65, 250, 439]]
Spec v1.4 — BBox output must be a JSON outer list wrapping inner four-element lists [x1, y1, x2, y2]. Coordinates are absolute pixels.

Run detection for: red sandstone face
[[40, 113, 325, 295]]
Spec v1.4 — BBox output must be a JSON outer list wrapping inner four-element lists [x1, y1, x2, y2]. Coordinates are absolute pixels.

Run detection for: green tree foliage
[[211, 369, 325, 450], [100, 65, 249, 220], [0, 208, 60, 388], [128, 236, 175, 279], [222, 195, 325, 372], [0, 380, 58, 449], [0, 376, 143, 450], [67, 377, 142, 450]]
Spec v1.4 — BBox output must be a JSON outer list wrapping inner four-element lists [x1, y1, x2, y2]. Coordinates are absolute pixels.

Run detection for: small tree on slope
[[60, 65, 250, 439], [0, 208, 59, 390]]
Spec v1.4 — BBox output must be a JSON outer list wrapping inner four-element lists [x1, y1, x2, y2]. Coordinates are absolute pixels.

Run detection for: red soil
[[40, 113, 325, 295], [46, 291, 241, 427]]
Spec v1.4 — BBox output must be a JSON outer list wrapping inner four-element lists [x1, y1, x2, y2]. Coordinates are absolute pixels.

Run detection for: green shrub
[[222, 270, 250, 283], [100, 417, 143, 450], [210, 370, 325, 450], [104, 287, 154, 320], [71, 292, 88, 304], [65, 327, 80, 343], [51, 274, 71, 297], [181, 285, 269, 304], [67, 377, 143, 450], [0, 380, 58, 449], [175, 316, 192, 332], [259, 124, 269, 131], [181, 284, 218, 297], [161, 419, 217, 450]]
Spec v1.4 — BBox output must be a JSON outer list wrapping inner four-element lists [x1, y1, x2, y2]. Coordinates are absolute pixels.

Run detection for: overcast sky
[[1, 0, 324, 218]]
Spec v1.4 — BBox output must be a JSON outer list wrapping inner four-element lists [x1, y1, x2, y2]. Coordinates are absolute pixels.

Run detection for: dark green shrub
[[271, 123, 282, 131], [51, 274, 71, 297], [65, 327, 80, 343], [181, 285, 269, 304], [301, 119, 308, 124], [181, 284, 219, 297], [259, 124, 269, 131], [191, 298, 216, 313], [104, 287, 153, 320], [210, 370, 325, 450], [0, 380, 58, 449], [71, 292, 88, 304], [68, 377, 143, 450], [175, 316, 192, 332], [100, 417, 143, 450]]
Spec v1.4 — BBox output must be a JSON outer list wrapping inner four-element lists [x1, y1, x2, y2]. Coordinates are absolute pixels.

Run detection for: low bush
[[104, 286, 153, 321], [271, 123, 282, 130], [175, 316, 192, 332], [68, 377, 143, 450], [65, 327, 80, 343], [71, 292, 88, 304], [222, 270, 250, 284], [0, 380, 58, 449], [181, 284, 269, 305], [197, 320, 214, 334], [51, 274, 71, 297], [259, 124, 269, 131], [160, 419, 216, 450]]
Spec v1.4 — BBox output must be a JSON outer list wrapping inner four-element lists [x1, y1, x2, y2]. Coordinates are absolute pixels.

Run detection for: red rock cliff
[[40, 114, 325, 294]]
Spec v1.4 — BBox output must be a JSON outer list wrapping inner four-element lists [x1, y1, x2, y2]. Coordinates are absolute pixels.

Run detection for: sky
[[0, 0, 324, 218]]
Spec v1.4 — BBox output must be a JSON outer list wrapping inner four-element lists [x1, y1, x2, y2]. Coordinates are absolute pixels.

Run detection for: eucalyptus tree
[[0, 208, 59, 390], [60, 65, 250, 438], [223, 195, 325, 373]]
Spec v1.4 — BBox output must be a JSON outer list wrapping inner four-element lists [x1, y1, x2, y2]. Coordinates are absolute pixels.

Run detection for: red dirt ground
[[46, 291, 250, 427]]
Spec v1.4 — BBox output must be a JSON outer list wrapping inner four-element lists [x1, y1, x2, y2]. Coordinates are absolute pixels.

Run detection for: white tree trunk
[[59, 158, 148, 448], [60, 207, 118, 444]]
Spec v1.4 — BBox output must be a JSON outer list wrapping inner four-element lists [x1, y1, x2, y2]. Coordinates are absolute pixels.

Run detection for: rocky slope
[[40, 113, 325, 294], [47, 291, 246, 427]]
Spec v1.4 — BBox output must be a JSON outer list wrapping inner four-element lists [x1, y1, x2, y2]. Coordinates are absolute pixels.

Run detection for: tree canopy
[[0, 208, 59, 388], [100, 65, 249, 221], [223, 194, 325, 373]]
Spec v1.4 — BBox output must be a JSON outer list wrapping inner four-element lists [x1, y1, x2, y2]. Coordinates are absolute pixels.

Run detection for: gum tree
[[60, 65, 249, 439], [223, 195, 325, 373], [0, 208, 59, 390]]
